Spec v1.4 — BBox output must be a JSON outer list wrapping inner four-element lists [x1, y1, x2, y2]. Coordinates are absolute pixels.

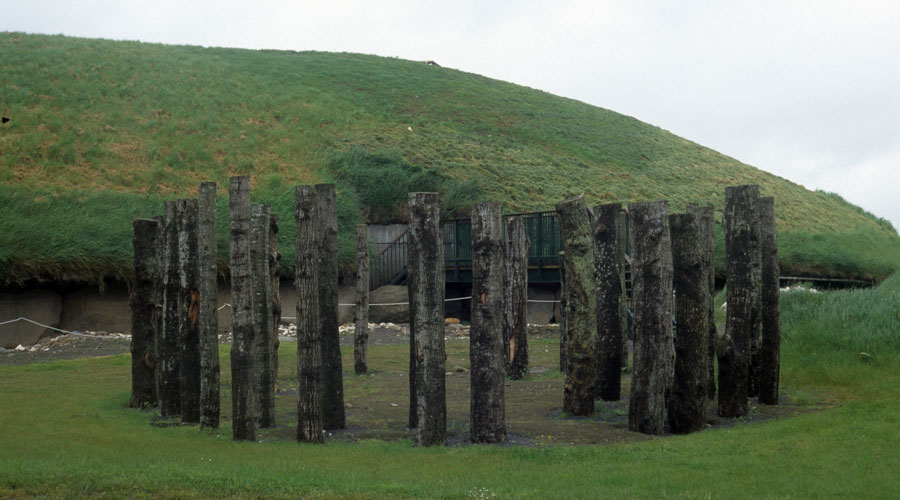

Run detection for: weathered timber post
[[758, 197, 781, 405], [354, 224, 370, 375], [159, 200, 182, 417], [315, 184, 345, 430], [229, 176, 256, 441], [153, 214, 165, 383], [198, 182, 220, 428], [719, 184, 759, 418], [503, 216, 530, 380], [270, 214, 281, 392], [628, 200, 673, 435], [558, 251, 567, 372], [668, 212, 709, 434], [470, 202, 507, 443], [178, 199, 201, 424], [617, 209, 628, 371], [555, 195, 597, 416], [688, 203, 717, 400], [408, 277, 417, 428], [129, 218, 161, 408], [593, 202, 623, 401], [408, 192, 446, 446], [748, 192, 763, 399], [295, 186, 324, 443], [251, 204, 275, 428]]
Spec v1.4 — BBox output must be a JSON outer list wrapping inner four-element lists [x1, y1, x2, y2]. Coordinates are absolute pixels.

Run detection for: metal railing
[[370, 229, 408, 290], [369, 208, 630, 287]]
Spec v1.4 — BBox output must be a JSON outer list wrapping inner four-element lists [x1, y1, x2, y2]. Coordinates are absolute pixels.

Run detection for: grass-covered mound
[[1, 276, 899, 498], [1, 32, 898, 284]]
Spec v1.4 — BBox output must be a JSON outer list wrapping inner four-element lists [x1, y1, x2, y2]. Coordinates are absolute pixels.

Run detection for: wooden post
[[558, 250, 567, 373], [627, 200, 673, 435], [251, 204, 275, 428], [668, 212, 709, 434], [408, 277, 417, 428], [593, 202, 623, 401], [719, 184, 759, 418], [159, 200, 181, 417], [758, 197, 781, 405], [555, 195, 597, 417], [178, 199, 201, 424], [748, 192, 763, 399], [503, 216, 530, 380], [129, 218, 161, 408], [295, 186, 324, 443], [354, 224, 370, 375], [198, 182, 220, 428], [229, 176, 256, 441], [408, 192, 446, 446], [269, 214, 281, 397], [470, 202, 507, 443], [315, 184, 345, 430], [688, 203, 717, 400], [617, 209, 628, 371]]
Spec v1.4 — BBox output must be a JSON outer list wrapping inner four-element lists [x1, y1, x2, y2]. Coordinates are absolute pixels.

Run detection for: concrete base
[[1, 281, 358, 346], [0, 289, 63, 348], [527, 284, 562, 324], [1, 280, 561, 346]]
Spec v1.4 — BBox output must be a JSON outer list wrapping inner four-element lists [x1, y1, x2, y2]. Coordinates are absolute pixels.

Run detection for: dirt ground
[[3, 323, 823, 446], [0, 332, 132, 366], [0, 323, 410, 367]]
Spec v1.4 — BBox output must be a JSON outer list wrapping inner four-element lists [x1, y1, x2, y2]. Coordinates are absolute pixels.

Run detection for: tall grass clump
[[326, 148, 442, 221], [326, 148, 485, 223], [780, 273, 900, 396], [0, 186, 162, 284]]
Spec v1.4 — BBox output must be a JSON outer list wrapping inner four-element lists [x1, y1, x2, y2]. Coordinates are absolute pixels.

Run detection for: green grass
[[780, 274, 900, 400], [1, 276, 900, 498], [2, 32, 899, 284]]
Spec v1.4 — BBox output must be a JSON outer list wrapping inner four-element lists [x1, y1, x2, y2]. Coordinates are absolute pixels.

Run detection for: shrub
[[326, 148, 484, 222]]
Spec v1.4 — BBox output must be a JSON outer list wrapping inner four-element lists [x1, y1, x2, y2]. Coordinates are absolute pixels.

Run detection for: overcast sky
[[4, 0, 899, 230]]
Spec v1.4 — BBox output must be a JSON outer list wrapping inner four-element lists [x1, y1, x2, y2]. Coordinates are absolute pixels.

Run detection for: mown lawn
[[1, 276, 898, 499]]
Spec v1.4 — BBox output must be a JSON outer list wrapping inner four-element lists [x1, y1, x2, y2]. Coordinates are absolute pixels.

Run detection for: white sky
[[4, 0, 899, 230]]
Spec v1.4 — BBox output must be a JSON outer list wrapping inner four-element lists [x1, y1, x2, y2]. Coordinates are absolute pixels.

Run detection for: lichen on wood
[[593, 202, 623, 401], [295, 186, 324, 443], [503, 216, 529, 380], [229, 176, 256, 441], [408, 192, 446, 446], [627, 200, 673, 435], [315, 184, 345, 431], [555, 195, 597, 417], [470, 202, 506, 443]]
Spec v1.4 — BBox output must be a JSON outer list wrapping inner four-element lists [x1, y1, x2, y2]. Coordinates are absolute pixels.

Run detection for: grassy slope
[[1, 276, 899, 499], [2, 32, 898, 283]]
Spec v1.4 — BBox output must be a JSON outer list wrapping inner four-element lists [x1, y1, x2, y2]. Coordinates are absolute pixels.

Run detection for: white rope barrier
[[217, 297, 477, 309], [338, 295, 473, 307], [0, 317, 126, 339], [2, 296, 561, 340]]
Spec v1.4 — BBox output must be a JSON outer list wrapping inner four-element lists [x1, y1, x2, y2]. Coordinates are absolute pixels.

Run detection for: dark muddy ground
[[3, 323, 823, 446]]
